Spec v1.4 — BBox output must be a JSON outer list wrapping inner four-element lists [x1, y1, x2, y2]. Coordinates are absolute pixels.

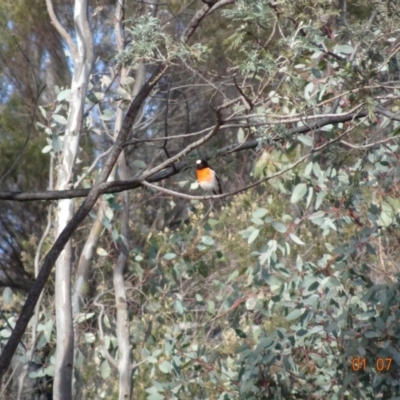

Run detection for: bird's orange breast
[[196, 167, 214, 183]]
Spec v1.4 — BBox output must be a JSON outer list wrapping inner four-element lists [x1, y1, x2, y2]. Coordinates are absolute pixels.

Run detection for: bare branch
[[375, 106, 400, 122], [180, 0, 235, 43], [340, 136, 399, 149], [45, 0, 78, 59]]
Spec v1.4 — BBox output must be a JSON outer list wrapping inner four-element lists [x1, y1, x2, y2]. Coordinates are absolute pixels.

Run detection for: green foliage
[[116, 15, 208, 67], [121, 150, 400, 399], [117, 16, 166, 65]]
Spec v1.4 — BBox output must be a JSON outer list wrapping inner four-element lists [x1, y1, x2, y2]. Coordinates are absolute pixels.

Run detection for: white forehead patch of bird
[[196, 159, 202, 164]]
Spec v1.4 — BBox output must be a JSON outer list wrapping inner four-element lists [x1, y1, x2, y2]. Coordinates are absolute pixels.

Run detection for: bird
[[196, 159, 222, 195]]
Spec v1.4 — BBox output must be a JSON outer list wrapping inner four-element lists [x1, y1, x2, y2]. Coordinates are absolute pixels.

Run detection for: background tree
[[0, 0, 400, 399]]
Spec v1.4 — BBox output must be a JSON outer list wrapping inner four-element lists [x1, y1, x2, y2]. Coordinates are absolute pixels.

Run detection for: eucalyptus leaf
[[291, 183, 308, 203], [97, 247, 108, 256], [248, 228, 260, 244], [304, 162, 313, 177], [100, 109, 114, 121], [272, 221, 287, 233], [286, 308, 304, 321], [174, 299, 184, 315], [201, 235, 215, 246], [2, 287, 13, 305], [245, 297, 257, 310], [289, 233, 304, 245], [164, 253, 176, 260], [57, 89, 71, 102], [159, 360, 172, 374], [100, 360, 111, 379], [237, 128, 245, 143], [133, 159, 146, 169], [253, 208, 268, 219], [52, 114, 67, 125], [297, 134, 313, 147], [42, 145, 52, 154], [335, 44, 353, 54]]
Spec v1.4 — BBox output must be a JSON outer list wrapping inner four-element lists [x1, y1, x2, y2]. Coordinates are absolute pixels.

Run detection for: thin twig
[[74, 147, 114, 189]]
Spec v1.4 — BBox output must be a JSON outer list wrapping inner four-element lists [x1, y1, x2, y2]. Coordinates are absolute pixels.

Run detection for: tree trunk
[[48, 0, 94, 398]]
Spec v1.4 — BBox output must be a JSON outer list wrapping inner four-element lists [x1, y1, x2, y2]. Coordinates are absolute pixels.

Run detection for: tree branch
[[0, 108, 368, 202], [180, 0, 235, 43], [45, 0, 78, 59], [142, 120, 367, 199]]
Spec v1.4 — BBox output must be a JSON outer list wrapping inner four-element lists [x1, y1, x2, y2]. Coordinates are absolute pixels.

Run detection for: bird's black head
[[196, 159, 209, 169]]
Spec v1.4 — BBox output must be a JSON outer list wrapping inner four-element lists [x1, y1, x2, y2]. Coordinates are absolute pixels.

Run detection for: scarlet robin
[[196, 159, 222, 195]]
